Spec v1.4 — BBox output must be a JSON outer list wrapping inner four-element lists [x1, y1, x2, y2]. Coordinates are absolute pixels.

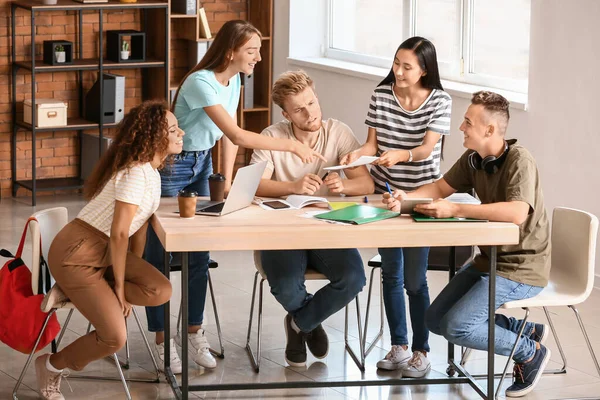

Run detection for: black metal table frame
[[162, 246, 497, 400]]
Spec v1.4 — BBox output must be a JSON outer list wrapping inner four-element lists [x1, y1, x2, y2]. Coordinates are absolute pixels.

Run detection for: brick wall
[[0, 0, 248, 199]]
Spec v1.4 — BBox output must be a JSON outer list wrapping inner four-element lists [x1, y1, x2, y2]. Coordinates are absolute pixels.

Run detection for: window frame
[[325, 0, 529, 94]]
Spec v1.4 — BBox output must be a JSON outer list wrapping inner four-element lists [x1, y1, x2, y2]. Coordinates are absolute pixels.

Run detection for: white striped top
[[78, 162, 161, 237], [366, 84, 452, 193]]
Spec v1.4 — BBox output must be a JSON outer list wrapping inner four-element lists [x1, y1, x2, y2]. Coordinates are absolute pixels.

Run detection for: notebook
[[411, 212, 487, 222], [315, 205, 399, 225], [285, 195, 329, 209]]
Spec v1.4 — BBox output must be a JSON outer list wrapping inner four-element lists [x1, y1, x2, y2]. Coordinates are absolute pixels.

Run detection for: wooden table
[[151, 195, 519, 400]]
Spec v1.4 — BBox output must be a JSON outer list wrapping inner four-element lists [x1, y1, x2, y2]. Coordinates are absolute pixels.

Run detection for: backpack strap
[[14, 217, 38, 259]]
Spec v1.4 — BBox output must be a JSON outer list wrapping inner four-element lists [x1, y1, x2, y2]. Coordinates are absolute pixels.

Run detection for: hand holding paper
[[324, 156, 379, 171]]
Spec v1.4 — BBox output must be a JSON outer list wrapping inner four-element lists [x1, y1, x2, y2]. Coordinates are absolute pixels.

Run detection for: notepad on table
[[315, 205, 399, 225]]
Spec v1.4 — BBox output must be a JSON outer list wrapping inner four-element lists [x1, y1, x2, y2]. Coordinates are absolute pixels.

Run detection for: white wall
[[273, 0, 600, 282]]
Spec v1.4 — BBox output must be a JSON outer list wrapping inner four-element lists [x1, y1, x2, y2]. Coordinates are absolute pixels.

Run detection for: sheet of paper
[[445, 193, 481, 205], [324, 156, 379, 171]]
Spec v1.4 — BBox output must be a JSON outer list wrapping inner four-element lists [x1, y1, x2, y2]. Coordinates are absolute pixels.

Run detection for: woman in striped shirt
[[342, 37, 452, 377]]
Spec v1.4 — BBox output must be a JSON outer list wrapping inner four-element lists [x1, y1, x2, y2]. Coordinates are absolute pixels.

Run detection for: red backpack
[[0, 217, 61, 354]]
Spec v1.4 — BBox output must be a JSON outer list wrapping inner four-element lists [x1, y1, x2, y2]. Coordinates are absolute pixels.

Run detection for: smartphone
[[263, 200, 291, 210], [400, 198, 433, 215]]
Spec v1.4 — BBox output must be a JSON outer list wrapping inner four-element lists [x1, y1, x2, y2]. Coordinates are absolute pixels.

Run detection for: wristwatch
[[407, 150, 413, 163]]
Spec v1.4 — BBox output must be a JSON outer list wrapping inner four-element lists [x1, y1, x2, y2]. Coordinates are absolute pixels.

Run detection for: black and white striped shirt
[[366, 84, 452, 193]]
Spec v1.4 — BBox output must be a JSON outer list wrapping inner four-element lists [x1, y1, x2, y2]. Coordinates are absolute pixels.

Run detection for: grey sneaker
[[35, 354, 67, 400], [376, 345, 411, 371], [41, 285, 69, 313]]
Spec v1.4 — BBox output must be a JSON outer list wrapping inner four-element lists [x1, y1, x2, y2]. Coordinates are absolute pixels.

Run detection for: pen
[[321, 172, 330, 181], [385, 182, 394, 196]]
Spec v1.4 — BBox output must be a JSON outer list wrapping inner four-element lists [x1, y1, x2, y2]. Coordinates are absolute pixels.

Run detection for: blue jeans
[[379, 247, 431, 352], [260, 249, 366, 333], [426, 263, 544, 363], [145, 150, 213, 332]]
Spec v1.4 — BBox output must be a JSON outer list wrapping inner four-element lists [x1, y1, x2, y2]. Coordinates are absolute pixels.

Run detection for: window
[[327, 0, 531, 93]]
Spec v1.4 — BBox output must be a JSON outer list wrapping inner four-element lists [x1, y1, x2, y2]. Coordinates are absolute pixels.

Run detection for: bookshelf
[[10, 0, 170, 206]]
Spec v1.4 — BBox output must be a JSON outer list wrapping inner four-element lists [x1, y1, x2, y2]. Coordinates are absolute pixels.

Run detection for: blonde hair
[[271, 70, 314, 111]]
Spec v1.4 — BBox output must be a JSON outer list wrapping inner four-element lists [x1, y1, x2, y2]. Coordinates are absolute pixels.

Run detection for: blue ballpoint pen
[[385, 182, 394, 196]]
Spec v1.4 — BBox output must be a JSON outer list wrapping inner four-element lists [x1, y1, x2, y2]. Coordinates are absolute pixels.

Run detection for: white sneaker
[[402, 351, 431, 378], [41, 285, 69, 313], [35, 354, 68, 400], [155, 339, 182, 374], [175, 328, 217, 369], [376, 345, 412, 371]]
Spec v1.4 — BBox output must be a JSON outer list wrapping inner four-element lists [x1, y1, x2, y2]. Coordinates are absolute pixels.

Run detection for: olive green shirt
[[443, 139, 551, 287]]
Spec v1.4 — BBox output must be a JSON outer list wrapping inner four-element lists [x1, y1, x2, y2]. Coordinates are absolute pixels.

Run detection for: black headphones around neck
[[468, 141, 510, 174]]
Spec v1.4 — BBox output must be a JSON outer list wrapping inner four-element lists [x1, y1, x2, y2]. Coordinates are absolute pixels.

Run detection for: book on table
[[285, 195, 329, 209]]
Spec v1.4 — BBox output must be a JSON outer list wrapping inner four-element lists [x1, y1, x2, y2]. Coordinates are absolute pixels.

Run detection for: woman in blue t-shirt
[[341, 37, 452, 377], [144, 20, 324, 372]]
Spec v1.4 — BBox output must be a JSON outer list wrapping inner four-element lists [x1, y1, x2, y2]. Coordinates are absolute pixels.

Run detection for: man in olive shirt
[[383, 91, 550, 398]]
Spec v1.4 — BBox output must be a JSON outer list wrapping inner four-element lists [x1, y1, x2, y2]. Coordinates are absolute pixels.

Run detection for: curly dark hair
[[84, 100, 170, 200]]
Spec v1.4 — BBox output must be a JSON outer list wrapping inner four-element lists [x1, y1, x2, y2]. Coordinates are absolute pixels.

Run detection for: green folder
[[412, 212, 487, 222], [315, 205, 400, 225]]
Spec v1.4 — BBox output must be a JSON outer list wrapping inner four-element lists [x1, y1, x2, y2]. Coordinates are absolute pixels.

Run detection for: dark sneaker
[[506, 345, 551, 397], [305, 324, 329, 359], [530, 323, 549, 345], [284, 314, 307, 367]]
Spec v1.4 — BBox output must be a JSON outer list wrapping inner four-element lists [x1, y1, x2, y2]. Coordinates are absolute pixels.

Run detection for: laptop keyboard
[[199, 202, 225, 213]]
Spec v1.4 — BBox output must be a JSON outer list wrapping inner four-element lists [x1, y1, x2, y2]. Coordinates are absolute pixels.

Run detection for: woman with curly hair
[[34, 100, 181, 400]]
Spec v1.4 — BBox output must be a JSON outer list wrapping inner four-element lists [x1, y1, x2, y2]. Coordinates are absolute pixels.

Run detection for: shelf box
[[43, 40, 73, 65], [23, 99, 68, 127], [106, 30, 146, 63]]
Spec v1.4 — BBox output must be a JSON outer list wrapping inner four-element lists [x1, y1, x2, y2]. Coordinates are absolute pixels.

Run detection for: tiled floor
[[1, 195, 600, 399]]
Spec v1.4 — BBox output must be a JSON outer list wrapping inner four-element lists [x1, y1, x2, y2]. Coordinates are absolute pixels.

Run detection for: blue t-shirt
[[174, 70, 241, 151]]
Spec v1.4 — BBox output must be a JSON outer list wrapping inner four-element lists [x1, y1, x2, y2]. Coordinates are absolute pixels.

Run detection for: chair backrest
[[29, 207, 69, 294], [551, 207, 598, 303]]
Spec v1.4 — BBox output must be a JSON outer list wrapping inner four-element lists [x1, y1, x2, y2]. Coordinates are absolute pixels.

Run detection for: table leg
[[181, 251, 189, 400], [488, 246, 497, 398]]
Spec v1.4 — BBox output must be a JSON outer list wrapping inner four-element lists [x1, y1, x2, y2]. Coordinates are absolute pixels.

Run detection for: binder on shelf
[[198, 8, 212, 39], [85, 73, 125, 124], [172, 0, 196, 15], [188, 41, 209, 69], [241, 73, 254, 109]]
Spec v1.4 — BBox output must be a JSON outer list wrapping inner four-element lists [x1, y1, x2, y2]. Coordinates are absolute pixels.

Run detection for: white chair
[[12, 207, 160, 400], [246, 251, 365, 372], [463, 207, 599, 399]]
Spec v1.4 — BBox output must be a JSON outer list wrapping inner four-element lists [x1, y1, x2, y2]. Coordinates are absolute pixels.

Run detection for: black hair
[[378, 36, 443, 90]]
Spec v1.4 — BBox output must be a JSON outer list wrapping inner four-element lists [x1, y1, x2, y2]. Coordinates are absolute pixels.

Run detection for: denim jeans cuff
[[147, 325, 164, 333]]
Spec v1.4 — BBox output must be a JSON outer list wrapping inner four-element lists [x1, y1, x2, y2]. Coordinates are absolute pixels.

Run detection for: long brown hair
[[171, 20, 262, 109], [84, 100, 170, 200]]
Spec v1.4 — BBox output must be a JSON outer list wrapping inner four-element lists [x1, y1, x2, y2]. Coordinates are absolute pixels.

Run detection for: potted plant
[[121, 41, 130, 61], [54, 45, 65, 63]]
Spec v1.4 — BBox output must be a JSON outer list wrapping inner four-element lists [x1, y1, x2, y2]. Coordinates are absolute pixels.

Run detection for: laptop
[[196, 161, 267, 216]]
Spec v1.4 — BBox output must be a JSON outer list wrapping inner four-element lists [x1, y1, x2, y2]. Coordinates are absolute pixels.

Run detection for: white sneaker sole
[[376, 359, 409, 371], [538, 324, 549, 346], [402, 363, 431, 378], [505, 348, 552, 398]]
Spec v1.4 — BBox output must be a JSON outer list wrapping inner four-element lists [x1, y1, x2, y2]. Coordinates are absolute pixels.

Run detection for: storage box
[[23, 99, 68, 127]]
